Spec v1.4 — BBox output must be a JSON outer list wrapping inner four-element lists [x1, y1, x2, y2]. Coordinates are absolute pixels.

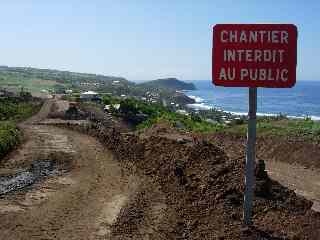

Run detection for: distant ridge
[[138, 78, 196, 91], [0, 66, 196, 106], [0, 66, 128, 83]]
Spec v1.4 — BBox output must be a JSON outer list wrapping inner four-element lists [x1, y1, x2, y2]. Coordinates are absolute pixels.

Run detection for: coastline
[[186, 94, 320, 121]]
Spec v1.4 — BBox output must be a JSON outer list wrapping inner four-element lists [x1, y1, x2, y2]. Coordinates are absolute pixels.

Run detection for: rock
[[177, 138, 190, 144], [255, 159, 268, 180]]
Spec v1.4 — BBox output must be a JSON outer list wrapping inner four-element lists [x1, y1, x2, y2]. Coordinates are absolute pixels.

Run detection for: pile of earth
[[47, 101, 88, 120], [53, 109, 320, 239]]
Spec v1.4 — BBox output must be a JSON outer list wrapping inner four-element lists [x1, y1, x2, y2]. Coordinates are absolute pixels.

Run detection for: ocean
[[184, 80, 320, 120]]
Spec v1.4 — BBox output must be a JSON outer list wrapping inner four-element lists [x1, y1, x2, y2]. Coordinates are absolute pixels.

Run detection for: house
[[80, 91, 101, 102], [0, 89, 14, 98], [80, 91, 98, 99], [112, 80, 120, 85], [176, 109, 189, 115]]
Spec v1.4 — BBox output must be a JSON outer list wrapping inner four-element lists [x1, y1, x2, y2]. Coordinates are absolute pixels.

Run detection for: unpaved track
[[0, 100, 138, 240], [266, 160, 320, 212]]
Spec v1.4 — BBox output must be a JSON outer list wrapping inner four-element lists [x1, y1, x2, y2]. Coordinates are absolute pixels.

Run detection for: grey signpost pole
[[243, 87, 257, 226]]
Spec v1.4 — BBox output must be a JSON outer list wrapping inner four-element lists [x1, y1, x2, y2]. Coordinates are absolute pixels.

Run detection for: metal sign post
[[243, 87, 257, 225], [212, 23, 297, 226]]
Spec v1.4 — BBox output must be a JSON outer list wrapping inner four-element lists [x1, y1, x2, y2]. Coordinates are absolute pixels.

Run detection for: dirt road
[[0, 100, 138, 240], [266, 160, 320, 212]]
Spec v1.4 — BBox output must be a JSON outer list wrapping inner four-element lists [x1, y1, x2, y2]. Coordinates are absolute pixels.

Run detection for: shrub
[[0, 97, 41, 160], [0, 99, 40, 121], [119, 98, 139, 115], [0, 121, 20, 159]]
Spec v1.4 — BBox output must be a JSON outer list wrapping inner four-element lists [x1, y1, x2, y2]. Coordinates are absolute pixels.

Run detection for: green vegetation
[[108, 97, 167, 125], [0, 67, 63, 94], [223, 117, 320, 140], [101, 95, 223, 133], [0, 98, 40, 121], [0, 97, 42, 159], [102, 95, 121, 105], [0, 66, 128, 94], [0, 66, 196, 107], [0, 121, 20, 159], [109, 97, 320, 137], [113, 98, 320, 137], [137, 112, 224, 133], [93, 93, 320, 138], [197, 109, 235, 123], [138, 78, 196, 91]]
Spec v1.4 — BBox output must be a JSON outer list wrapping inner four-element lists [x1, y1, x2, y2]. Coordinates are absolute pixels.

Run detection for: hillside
[[0, 66, 129, 94], [0, 66, 196, 107], [138, 78, 197, 91]]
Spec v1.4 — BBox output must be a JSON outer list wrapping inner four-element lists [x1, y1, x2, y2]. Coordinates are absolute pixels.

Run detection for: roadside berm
[[56, 108, 320, 239]]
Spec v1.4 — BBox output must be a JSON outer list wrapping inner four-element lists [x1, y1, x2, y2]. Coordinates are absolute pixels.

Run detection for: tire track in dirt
[[0, 100, 139, 240]]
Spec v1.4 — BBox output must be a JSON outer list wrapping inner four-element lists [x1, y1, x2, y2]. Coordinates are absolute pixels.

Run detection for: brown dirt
[[208, 132, 320, 212], [2, 101, 320, 239], [0, 100, 139, 240], [207, 132, 320, 169], [61, 118, 320, 239]]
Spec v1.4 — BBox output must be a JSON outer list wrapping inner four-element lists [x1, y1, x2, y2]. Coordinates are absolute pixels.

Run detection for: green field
[[0, 66, 128, 95], [0, 72, 63, 94]]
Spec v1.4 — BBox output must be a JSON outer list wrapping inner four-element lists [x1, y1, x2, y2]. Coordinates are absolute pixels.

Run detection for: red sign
[[212, 24, 297, 88]]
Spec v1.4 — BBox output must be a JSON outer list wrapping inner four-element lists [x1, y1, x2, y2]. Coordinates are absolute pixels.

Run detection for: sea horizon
[[183, 80, 320, 120]]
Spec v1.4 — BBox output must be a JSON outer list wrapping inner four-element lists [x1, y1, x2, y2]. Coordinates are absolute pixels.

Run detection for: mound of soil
[[58, 112, 320, 239], [48, 102, 89, 120], [113, 134, 319, 239]]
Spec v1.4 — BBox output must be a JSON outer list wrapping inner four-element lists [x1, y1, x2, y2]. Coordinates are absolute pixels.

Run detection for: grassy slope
[[223, 118, 320, 140], [137, 112, 224, 133]]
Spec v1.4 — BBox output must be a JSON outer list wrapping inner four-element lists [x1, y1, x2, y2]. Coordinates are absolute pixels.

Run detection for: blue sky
[[0, 1, 319, 80]]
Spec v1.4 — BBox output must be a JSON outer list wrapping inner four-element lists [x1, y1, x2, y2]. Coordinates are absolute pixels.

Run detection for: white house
[[80, 91, 99, 100], [176, 109, 189, 115]]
